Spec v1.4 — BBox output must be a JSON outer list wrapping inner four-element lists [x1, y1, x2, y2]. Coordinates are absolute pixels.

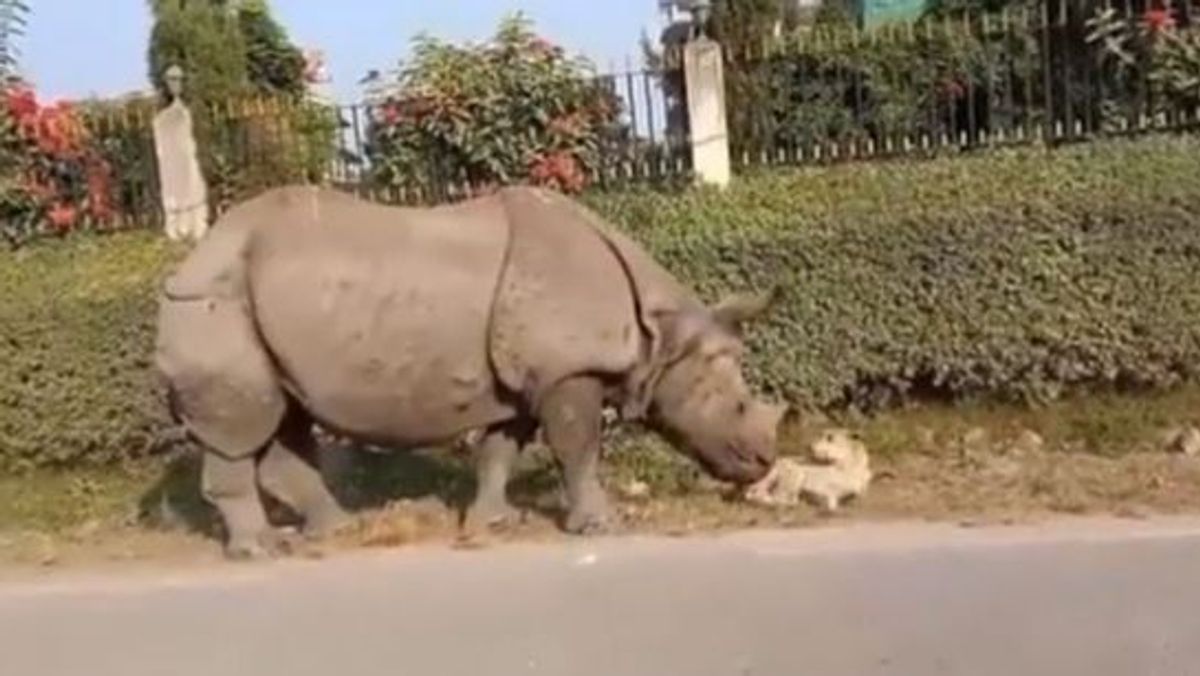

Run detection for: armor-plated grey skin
[[155, 184, 785, 559]]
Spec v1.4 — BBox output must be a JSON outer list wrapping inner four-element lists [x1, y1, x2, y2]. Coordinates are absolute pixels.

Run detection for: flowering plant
[[0, 83, 115, 245], [366, 14, 620, 198], [1087, 4, 1200, 124]]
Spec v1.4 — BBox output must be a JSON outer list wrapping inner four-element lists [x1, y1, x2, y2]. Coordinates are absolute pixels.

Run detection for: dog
[[745, 429, 872, 513]]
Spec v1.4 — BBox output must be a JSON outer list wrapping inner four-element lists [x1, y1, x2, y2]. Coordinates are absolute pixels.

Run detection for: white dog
[[745, 429, 872, 512]]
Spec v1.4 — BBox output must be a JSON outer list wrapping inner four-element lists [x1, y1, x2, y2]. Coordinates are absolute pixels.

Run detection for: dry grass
[[5, 386, 1200, 571]]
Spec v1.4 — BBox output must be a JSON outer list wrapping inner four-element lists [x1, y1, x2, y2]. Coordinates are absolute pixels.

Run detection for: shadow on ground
[[134, 439, 574, 541]]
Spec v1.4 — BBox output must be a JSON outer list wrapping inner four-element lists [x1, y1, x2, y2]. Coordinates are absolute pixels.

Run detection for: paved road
[[2, 517, 1199, 676]]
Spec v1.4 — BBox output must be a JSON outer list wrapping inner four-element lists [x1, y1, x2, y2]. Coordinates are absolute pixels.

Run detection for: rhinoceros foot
[[224, 527, 303, 562], [564, 493, 613, 536], [462, 498, 525, 536], [303, 505, 354, 540]]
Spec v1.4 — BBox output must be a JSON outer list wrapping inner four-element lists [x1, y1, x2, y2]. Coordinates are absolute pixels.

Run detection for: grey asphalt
[[2, 517, 1199, 676]]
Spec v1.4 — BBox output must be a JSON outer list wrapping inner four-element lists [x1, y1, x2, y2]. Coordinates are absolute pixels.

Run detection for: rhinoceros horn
[[711, 285, 781, 333]]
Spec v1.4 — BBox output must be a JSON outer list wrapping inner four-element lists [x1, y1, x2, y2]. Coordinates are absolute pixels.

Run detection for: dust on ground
[[6, 388, 1200, 574]]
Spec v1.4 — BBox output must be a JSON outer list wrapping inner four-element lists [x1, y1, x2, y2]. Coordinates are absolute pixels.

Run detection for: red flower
[[529, 151, 587, 193], [5, 87, 37, 119], [548, 112, 585, 138], [379, 103, 400, 125], [46, 203, 77, 231], [1144, 8, 1175, 32]]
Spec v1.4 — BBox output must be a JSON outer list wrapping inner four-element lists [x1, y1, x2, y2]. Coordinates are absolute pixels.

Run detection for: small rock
[[70, 519, 102, 543], [961, 427, 989, 451], [619, 480, 651, 501], [915, 427, 938, 453], [1011, 429, 1045, 455], [1167, 426, 1200, 457], [36, 536, 58, 567], [1114, 504, 1152, 521]]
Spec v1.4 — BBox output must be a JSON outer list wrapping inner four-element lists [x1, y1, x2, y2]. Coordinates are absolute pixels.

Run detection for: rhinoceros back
[[244, 190, 517, 445]]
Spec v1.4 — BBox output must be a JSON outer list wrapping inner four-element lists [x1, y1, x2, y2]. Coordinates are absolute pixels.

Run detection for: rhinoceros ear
[[711, 285, 780, 333]]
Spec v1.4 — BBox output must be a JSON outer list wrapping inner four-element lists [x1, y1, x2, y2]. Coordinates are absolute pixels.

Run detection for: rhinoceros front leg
[[540, 377, 611, 535], [462, 421, 535, 535], [257, 411, 351, 540]]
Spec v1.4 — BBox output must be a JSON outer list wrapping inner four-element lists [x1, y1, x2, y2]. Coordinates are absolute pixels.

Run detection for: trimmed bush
[[4, 135, 1200, 471], [588, 135, 1200, 409], [0, 233, 180, 472]]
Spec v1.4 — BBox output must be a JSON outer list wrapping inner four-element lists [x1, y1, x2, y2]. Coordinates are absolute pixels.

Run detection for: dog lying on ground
[[744, 429, 872, 512]]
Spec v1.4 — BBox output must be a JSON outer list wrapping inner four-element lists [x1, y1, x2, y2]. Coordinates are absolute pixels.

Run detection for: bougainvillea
[[0, 83, 116, 244]]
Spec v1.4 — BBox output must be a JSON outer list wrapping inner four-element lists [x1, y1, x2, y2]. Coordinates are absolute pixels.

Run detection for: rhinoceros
[[155, 184, 785, 559]]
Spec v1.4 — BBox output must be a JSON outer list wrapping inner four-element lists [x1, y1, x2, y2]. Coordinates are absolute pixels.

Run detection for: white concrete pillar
[[683, 37, 731, 188]]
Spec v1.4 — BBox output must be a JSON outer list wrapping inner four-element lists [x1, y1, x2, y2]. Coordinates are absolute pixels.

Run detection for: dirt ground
[[5, 389, 1200, 574]]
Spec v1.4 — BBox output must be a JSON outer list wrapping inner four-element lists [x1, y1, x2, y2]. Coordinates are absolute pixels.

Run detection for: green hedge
[[590, 135, 1200, 409], [5, 135, 1200, 471], [0, 235, 182, 472]]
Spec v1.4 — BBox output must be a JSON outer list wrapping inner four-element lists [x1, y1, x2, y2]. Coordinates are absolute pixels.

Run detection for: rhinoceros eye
[[736, 401, 747, 416]]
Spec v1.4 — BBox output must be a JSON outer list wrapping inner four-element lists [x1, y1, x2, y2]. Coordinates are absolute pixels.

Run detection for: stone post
[[152, 65, 211, 243], [683, 37, 731, 188]]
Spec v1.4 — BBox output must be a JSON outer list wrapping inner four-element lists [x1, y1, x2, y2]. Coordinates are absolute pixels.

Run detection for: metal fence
[[30, 1, 1200, 237], [323, 65, 690, 202], [727, 0, 1200, 168], [41, 60, 685, 237]]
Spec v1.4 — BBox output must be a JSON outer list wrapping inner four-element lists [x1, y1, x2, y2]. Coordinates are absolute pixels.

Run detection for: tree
[[147, 0, 307, 103], [147, 1, 337, 210], [0, 0, 29, 85], [708, 0, 801, 55], [238, 0, 307, 97], [147, 0, 249, 103]]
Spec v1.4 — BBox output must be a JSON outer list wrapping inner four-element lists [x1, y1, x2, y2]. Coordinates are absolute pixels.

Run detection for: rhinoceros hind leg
[[463, 419, 536, 536], [257, 409, 352, 540], [201, 450, 297, 560], [540, 377, 611, 535]]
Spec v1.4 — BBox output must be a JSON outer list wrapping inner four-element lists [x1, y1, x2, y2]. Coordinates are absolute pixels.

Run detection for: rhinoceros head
[[642, 289, 787, 485]]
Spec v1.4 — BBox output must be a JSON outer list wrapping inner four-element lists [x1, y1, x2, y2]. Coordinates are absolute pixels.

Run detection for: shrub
[[5, 135, 1200, 471], [0, 84, 124, 245], [365, 13, 621, 198], [147, 0, 249, 104], [0, 232, 181, 472], [588, 135, 1200, 409]]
